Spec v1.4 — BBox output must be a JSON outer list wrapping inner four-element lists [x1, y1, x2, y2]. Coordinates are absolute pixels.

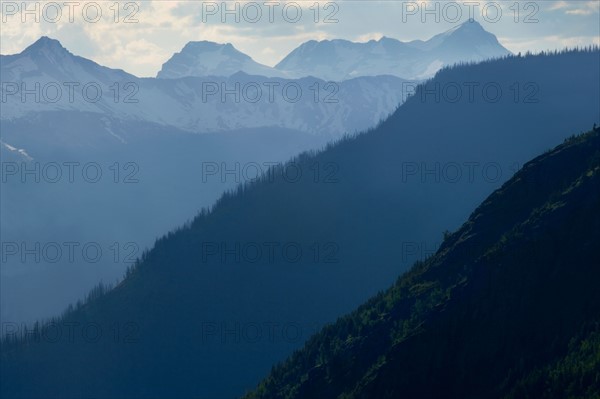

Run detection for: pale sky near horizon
[[1, 0, 599, 77]]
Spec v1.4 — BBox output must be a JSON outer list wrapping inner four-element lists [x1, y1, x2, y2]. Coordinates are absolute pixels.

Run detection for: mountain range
[[1, 48, 598, 399], [0, 21, 517, 328], [275, 20, 511, 80], [245, 128, 600, 399], [0, 20, 510, 137], [0, 37, 405, 137], [157, 20, 511, 81]]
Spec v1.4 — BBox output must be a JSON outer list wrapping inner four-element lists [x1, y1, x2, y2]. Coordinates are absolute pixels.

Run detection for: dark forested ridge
[[1, 49, 599, 399], [244, 128, 600, 399]]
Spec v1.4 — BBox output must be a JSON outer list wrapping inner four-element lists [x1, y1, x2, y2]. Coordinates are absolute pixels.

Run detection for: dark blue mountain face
[[244, 128, 600, 399], [1, 49, 599, 399]]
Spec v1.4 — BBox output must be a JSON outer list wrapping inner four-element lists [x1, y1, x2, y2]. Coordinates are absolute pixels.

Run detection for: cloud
[[549, 1, 599, 16], [354, 32, 385, 43], [501, 34, 600, 55], [549, 1, 569, 11], [261, 47, 276, 56], [566, 8, 595, 16]]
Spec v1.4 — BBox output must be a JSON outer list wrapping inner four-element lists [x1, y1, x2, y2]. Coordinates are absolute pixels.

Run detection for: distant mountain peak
[[157, 40, 285, 79], [426, 18, 511, 58], [458, 18, 483, 28], [2, 35, 135, 85], [442, 19, 489, 37], [182, 40, 238, 52], [23, 36, 70, 56], [176, 41, 250, 62]]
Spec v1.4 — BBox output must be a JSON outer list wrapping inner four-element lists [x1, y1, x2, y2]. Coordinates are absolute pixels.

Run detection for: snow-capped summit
[[157, 41, 286, 79], [275, 19, 511, 80]]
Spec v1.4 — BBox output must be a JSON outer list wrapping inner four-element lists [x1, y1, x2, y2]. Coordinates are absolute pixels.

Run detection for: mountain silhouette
[[1, 48, 598, 399], [245, 127, 600, 398]]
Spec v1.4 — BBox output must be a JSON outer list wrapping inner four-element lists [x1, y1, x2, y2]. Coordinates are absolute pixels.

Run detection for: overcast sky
[[1, 0, 599, 77]]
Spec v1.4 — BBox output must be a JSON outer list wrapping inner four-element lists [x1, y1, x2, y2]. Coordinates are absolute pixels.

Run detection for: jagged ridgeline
[[1, 48, 599, 399], [245, 128, 600, 398]]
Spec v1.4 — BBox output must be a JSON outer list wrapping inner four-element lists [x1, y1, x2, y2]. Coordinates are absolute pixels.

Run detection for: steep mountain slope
[[1, 37, 405, 136], [0, 37, 404, 326], [157, 41, 286, 78], [275, 20, 511, 80], [0, 113, 328, 325], [244, 128, 600, 399], [1, 49, 598, 399]]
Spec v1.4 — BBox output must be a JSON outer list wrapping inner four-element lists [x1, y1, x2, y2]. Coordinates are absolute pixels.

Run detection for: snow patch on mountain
[[0, 140, 33, 160]]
